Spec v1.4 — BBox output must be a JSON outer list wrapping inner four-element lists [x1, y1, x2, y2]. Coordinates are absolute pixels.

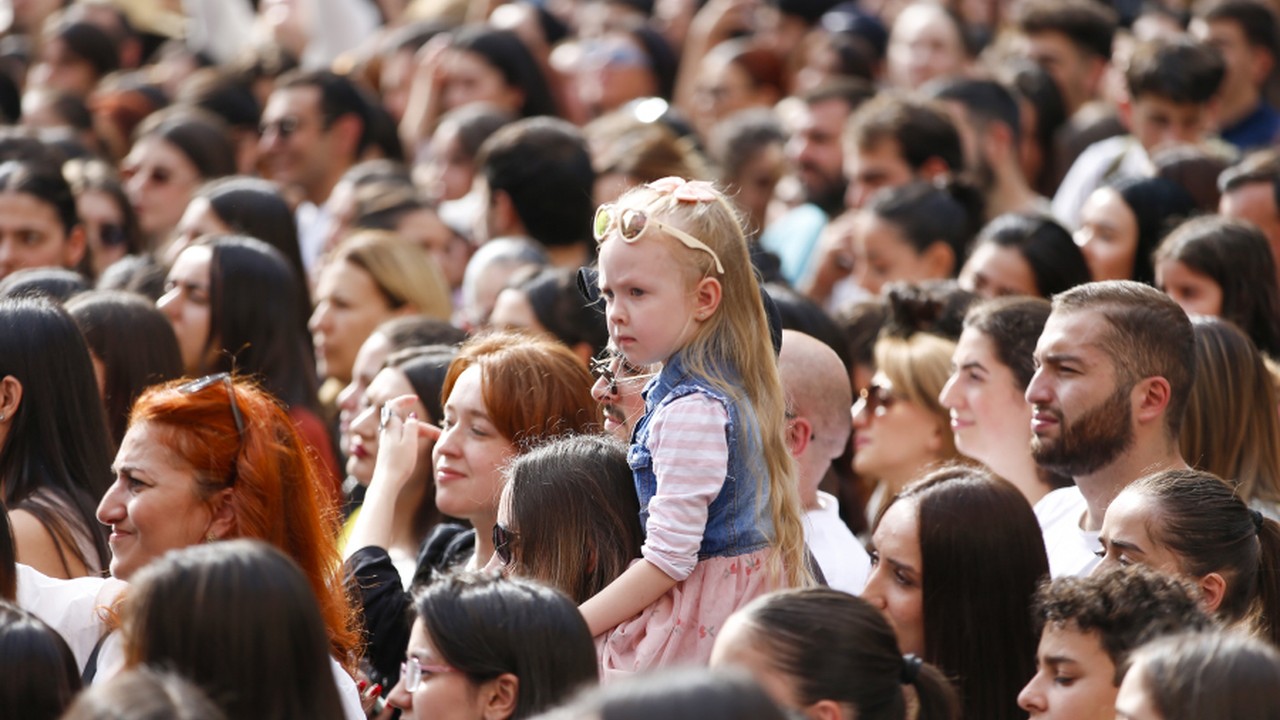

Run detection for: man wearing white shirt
[[1026, 281, 1194, 577], [779, 330, 870, 593]]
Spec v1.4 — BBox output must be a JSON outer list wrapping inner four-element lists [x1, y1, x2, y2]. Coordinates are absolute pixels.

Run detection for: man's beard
[[803, 172, 848, 216], [1031, 383, 1136, 478]]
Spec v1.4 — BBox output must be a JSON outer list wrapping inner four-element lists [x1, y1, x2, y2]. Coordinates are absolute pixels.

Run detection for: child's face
[[1018, 622, 1119, 720], [597, 232, 704, 367], [1126, 95, 1215, 156]]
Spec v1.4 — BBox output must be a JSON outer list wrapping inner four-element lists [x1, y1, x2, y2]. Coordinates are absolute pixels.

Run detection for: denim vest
[[628, 355, 774, 559]]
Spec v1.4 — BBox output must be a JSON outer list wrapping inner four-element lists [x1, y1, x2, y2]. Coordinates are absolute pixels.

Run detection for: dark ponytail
[[737, 588, 959, 720], [867, 180, 983, 277]]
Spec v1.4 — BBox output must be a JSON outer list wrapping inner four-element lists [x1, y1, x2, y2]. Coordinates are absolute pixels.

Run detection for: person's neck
[[988, 450, 1051, 508], [469, 511, 497, 568], [1074, 440, 1187, 531], [545, 243, 590, 270], [1218, 85, 1263, 130], [985, 167, 1044, 221], [305, 171, 343, 208]]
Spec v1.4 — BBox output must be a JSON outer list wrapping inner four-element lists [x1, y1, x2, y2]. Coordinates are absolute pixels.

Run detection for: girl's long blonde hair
[[603, 182, 812, 588]]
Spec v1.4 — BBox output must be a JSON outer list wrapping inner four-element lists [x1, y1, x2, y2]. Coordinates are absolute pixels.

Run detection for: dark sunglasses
[[853, 384, 897, 418], [99, 223, 127, 248], [178, 372, 245, 484], [492, 523, 518, 565]]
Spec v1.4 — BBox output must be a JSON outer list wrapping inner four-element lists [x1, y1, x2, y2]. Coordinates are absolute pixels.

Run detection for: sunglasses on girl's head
[[492, 523, 518, 565], [853, 384, 898, 418], [592, 204, 725, 274]]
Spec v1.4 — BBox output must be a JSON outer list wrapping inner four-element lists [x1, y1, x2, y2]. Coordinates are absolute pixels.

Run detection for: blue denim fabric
[[627, 354, 774, 559]]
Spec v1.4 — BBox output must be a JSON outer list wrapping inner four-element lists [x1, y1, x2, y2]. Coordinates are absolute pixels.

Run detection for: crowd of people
[[3, 0, 1280, 718]]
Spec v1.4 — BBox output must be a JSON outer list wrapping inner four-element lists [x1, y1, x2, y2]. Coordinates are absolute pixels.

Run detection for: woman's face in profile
[[862, 497, 925, 655], [157, 245, 214, 375], [432, 366, 519, 528], [1075, 188, 1138, 283], [388, 619, 491, 720], [939, 327, 1033, 471], [96, 421, 219, 580]]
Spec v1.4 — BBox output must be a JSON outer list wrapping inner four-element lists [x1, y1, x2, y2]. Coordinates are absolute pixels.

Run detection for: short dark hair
[[479, 117, 595, 248], [1014, 0, 1118, 60], [276, 70, 373, 156], [798, 76, 876, 110], [1052, 281, 1197, 436], [0, 159, 79, 233], [926, 77, 1022, 147], [1125, 37, 1225, 104], [1219, 147, 1280, 211], [845, 94, 964, 175], [1130, 631, 1280, 720], [1032, 565, 1212, 684], [1202, 0, 1280, 59], [414, 572, 598, 719]]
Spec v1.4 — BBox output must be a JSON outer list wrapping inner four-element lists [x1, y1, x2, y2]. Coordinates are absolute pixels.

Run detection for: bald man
[[779, 330, 870, 594]]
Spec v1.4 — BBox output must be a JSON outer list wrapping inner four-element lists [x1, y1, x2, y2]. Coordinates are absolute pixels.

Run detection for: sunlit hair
[[879, 465, 1048, 720], [1181, 317, 1280, 508], [599, 181, 810, 587], [61, 667, 226, 720], [735, 588, 959, 720], [121, 541, 344, 720], [127, 377, 360, 668], [1126, 469, 1280, 645], [874, 331, 960, 463], [440, 331, 599, 449], [326, 231, 452, 321], [504, 434, 643, 604], [1126, 630, 1280, 720]]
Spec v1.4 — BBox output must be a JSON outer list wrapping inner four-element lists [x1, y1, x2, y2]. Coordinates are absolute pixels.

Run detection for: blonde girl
[[586, 176, 810, 673]]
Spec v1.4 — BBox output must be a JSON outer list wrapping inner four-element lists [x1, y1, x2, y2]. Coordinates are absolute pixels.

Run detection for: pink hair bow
[[646, 176, 719, 203]]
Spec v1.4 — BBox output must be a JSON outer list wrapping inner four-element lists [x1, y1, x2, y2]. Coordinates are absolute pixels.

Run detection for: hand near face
[[371, 394, 442, 495]]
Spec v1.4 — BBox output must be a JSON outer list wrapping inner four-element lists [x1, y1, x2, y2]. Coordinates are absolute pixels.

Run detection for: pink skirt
[[597, 548, 778, 680]]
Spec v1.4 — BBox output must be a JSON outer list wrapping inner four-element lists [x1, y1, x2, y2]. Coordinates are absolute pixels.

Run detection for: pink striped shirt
[[642, 393, 730, 581]]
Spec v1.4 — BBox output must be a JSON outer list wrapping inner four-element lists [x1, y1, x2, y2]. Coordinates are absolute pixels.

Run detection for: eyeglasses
[[259, 116, 308, 140], [853, 384, 898, 418], [492, 523, 518, 565], [400, 657, 455, 692], [99, 223, 127, 248], [593, 203, 725, 274], [589, 353, 655, 396], [177, 373, 245, 484]]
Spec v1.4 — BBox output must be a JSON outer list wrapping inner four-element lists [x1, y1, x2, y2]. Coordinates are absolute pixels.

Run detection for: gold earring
[[206, 532, 218, 543]]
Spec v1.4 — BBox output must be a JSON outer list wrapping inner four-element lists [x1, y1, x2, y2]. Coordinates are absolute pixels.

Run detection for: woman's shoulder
[[412, 522, 476, 587]]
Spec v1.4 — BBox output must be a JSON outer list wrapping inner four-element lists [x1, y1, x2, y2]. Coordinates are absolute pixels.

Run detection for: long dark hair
[[384, 345, 457, 542], [414, 572, 597, 719], [970, 213, 1092, 297], [504, 434, 643, 604], [1154, 216, 1280, 358], [882, 465, 1048, 720], [0, 601, 81, 720], [122, 540, 344, 720], [66, 290, 183, 448], [0, 297, 111, 574], [1128, 469, 1280, 645], [200, 235, 319, 411], [735, 588, 959, 720], [450, 26, 558, 119]]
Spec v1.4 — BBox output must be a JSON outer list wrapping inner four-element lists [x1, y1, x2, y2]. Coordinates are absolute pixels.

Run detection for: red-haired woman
[[94, 374, 364, 716]]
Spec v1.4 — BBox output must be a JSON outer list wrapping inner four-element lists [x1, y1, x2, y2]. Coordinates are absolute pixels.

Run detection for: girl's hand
[[370, 395, 441, 495]]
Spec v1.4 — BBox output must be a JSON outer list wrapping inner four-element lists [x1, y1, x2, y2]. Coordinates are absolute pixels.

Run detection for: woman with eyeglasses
[[853, 287, 967, 526], [120, 106, 235, 250], [63, 158, 143, 281], [158, 234, 341, 500], [95, 374, 362, 688], [387, 572, 597, 719]]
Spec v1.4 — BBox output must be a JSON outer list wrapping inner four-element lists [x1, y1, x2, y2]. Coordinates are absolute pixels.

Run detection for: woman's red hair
[[128, 377, 361, 670]]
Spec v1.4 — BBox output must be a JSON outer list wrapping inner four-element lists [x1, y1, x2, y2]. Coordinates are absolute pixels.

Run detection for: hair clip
[[646, 176, 719, 203]]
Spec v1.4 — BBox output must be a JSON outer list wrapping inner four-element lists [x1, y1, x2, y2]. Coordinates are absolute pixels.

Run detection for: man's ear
[[64, 225, 87, 270], [330, 113, 364, 160], [918, 156, 952, 183], [1131, 376, 1172, 427], [489, 189, 522, 238], [786, 415, 813, 457], [693, 276, 722, 321]]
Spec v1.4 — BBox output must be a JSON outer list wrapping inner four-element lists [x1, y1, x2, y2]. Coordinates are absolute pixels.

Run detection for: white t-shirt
[[1034, 486, 1101, 578], [805, 491, 871, 594]]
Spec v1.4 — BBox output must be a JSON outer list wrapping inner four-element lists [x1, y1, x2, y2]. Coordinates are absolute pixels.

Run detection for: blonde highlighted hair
[[874, 331, 961, 462], [328, 231, 452, 320], [601, 182, 811, 588]]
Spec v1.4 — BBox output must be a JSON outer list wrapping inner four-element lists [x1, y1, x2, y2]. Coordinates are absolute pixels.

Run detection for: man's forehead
[[1038, 309, 1111, 354], [266, 86, 321, 116]]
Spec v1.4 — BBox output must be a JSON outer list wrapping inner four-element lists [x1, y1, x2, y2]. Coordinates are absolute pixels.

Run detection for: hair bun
[[880, 280, 976, 341]]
